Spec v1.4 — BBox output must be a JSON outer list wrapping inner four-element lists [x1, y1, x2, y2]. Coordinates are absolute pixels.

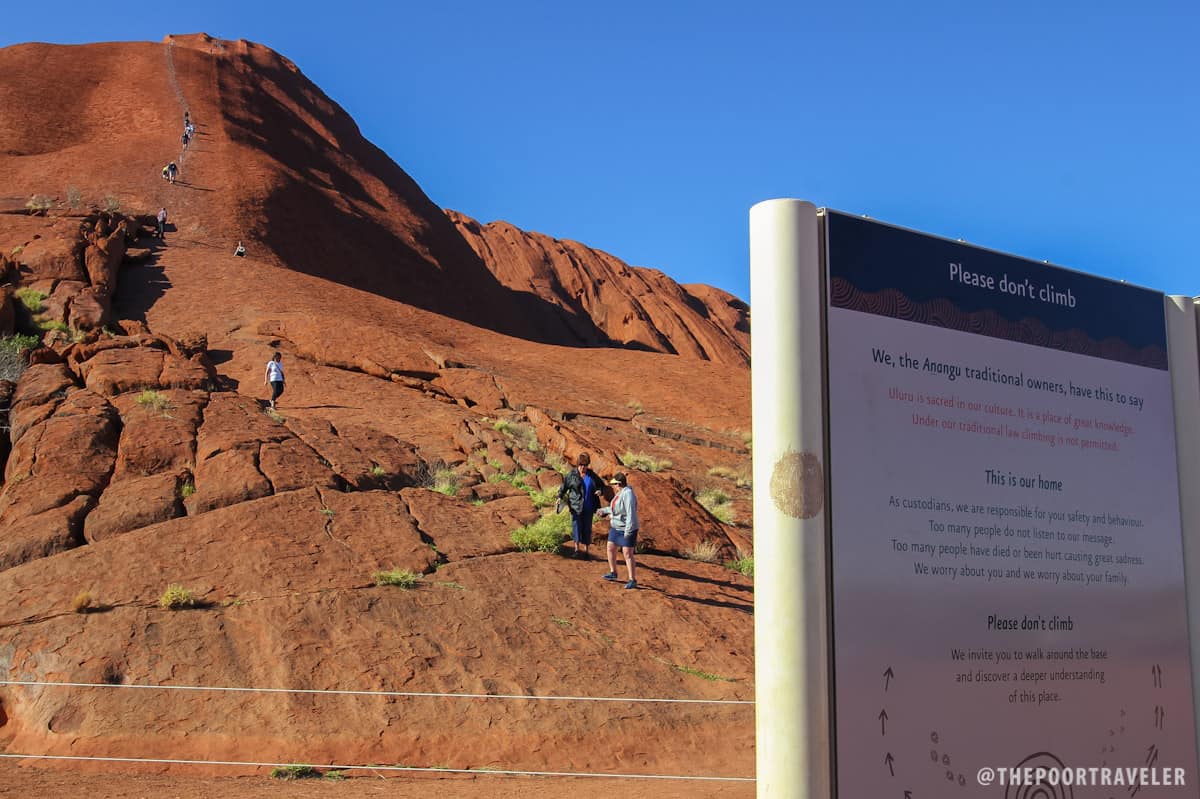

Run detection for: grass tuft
[[672, 663, 738, 682], [159, 584, 199, 610], [511, 512, 572, 553], [725, 549, 754, 578], [708, 464, 753, 489], [374, 568, 422, 589], [619, 451, 672, 473], [493, 419, 540, 451], [137, 389, 170, 411], [72, 591, 95, 613], [178, 480, 195, 499], [0, 333, 39, 354], [37, 319, 70, 334], [684, 540, 721, 563], [526, 485, 558, 509], [697, 488, 735, 524], [370, 464, 386, 477], [15, 287, 46, 314], [269, 765, 321, 780], [431, 468, 458, 496], [25, 195, 52, 215]]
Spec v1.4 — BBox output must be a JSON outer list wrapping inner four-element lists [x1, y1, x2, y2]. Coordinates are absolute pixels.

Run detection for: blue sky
[[4, 1, 1197, 302]]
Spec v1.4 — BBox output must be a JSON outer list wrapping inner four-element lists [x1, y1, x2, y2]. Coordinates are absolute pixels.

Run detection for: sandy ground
[[0, 762, 756, 798]]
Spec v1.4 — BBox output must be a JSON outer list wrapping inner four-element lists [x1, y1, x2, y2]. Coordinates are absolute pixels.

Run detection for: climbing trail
[[164, 39, 188, 119], [163, 39, 189, 168]]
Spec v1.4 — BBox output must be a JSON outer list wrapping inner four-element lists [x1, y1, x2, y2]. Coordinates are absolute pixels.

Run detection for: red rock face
[[0, 34, 755, 782], [449, 213, 750, 366]]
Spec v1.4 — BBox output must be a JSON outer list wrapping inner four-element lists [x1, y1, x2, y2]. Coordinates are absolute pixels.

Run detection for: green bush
[[526, 484, 558, 509], [488, 469, 531, 490], [14, 288, 46, 314], [0, 333, 39, 355], [620, 451, 672, 472], [269, 765, 321, 780], [511, 512, 572, 553], [136, 389, 170, 411], [725, 552, 754, 578], [178, 480, 195, 499], [374, 568, 421, 589], [66, 186, 82, 210], [37, 319, 69, 334]]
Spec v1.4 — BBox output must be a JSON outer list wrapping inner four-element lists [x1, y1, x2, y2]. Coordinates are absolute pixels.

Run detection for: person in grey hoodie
[[598, 472, 639, 589]]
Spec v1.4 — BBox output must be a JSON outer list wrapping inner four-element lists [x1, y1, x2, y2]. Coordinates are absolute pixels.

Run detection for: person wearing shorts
[[599, 472, 639, 589], [264, 351, 285, 409]]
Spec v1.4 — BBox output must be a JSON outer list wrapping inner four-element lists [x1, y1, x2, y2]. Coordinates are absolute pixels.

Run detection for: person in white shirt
[[598, 472, 640, 589], [264, 351, 285, 409]]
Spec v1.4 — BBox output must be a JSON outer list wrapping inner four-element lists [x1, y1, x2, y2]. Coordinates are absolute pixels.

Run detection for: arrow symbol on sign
[[884, 666, 894, 691], [885, 752, 895, 777], [879, 709, 889, 736], [1152, 664, 1163, 688], [904, 792, 913, 799], [1146, 744, 1159, 767], [1155, 705, 1164, 729]]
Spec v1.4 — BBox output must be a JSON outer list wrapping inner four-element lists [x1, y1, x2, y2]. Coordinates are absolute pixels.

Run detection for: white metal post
[[1166, 295, 1200, 782], [750, 199, 832, 798]]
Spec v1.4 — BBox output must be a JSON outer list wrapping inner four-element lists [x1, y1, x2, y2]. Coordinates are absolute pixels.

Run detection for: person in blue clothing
[[557, 452, 606, 559]]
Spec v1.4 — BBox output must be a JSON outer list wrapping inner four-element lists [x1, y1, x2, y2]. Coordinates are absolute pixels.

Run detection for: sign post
[[750, 200, 832, 798], [752, 200, 1200, 797]]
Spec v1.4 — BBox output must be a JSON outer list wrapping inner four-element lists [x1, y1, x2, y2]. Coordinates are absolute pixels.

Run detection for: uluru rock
[[84, 470, 186, 542], [449, 212, 750, 366], [0, 33, 755, 784]]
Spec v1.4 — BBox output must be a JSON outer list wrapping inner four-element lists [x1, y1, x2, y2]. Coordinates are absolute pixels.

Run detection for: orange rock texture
[[0, 33, 755, 784]]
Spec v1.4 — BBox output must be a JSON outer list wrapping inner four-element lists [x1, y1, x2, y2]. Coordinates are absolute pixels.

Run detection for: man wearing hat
[[598, 472, 639, 589]]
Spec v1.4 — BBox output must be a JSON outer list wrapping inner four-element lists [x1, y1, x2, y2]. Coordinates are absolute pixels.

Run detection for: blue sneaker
[[602, 572, 617, 581], [624, 580, 637, 590]]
